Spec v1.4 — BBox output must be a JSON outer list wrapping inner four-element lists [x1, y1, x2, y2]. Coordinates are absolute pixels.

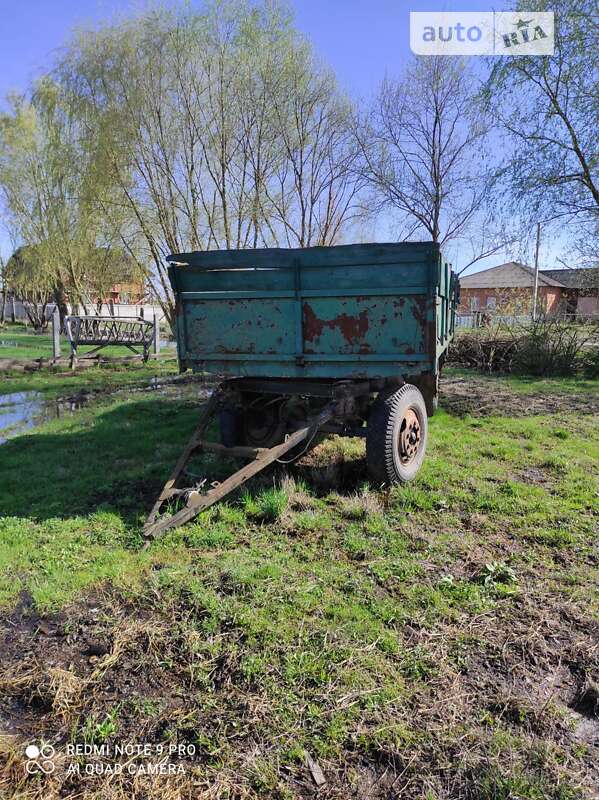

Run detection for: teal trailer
[[145, 242, 459, 540], [169, 242, 456, 388]]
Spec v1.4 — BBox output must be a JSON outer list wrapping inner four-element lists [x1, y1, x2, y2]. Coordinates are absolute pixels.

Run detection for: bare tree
[[356, 56, 505, 270], [262, 47, 364, 247], [489, 0, 599, 262]]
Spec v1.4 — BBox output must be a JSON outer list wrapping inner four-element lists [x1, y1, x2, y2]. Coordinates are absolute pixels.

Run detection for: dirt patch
[[0, 592, 200, 798], [293, 437, 368, 493], [2, 578, 598, 799], [57, 373, 217, 406], [441, 376, 599, 417]]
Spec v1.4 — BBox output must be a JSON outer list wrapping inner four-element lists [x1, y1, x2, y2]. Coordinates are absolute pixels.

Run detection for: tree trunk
[[53, 284, 70, 330]]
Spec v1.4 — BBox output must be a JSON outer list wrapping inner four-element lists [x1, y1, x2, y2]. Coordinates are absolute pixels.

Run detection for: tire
[[366, 384, 428, 485], [219, 394, 286, 449], [219, 407, 243, 447], [242, 400, 286, 448]]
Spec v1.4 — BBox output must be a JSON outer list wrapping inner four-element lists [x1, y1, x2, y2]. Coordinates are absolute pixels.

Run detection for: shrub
[[513, 317, 584, 376], [582, 344, 599, 378], [449, 318, 599, 377]]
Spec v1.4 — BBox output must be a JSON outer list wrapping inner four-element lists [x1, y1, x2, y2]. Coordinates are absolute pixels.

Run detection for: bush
[[513, 317, 585, 376], [582, 344, 599, 378], [448, 318, 599, 377], [448, 329, 518, 372]]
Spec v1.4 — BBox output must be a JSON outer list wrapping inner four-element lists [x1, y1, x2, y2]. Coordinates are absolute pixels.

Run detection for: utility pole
[[531, 222, 541, 321]]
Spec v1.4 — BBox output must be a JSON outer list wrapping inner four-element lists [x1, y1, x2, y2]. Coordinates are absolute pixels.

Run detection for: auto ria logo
[[410, 11, 555, 55], [25, 743, 56, 775], [502, 17, 549, 49]]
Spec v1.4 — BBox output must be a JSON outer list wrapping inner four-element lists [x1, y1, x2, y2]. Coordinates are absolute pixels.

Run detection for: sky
[[0, 0, 511, 102], [0, 0, 561, 273]]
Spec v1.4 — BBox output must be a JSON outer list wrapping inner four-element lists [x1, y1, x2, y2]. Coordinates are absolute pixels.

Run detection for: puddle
[[0, 377, 215, 445], [142, 376, 214, 403], [0, 390, 88, 445]]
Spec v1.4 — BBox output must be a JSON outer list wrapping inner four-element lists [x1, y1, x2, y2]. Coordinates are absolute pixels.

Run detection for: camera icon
[[25, 743, 56, 775]]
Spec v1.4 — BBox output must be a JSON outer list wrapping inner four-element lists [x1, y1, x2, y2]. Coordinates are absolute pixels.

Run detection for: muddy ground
[[1, 579, 598, 798], [1, 371, 598, 799], [440, 376, 599, 418]]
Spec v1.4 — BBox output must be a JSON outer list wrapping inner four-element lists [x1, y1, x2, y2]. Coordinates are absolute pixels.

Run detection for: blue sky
[[1, 0, 562, 272], [0, 0, 510, 101], [281, 0, 509, 97]]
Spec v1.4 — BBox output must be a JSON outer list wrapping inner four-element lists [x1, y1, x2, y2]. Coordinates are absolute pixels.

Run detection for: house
[[458, 261, 599, 318], [540, 267, 599, 317]]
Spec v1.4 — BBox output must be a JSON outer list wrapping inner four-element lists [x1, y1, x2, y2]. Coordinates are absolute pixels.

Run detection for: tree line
[[0, 0, 596, 327]]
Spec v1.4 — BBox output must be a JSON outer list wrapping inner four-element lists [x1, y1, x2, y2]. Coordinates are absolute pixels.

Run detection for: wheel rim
[[398, 408, 421, 464], [244, 400, 283, 447]]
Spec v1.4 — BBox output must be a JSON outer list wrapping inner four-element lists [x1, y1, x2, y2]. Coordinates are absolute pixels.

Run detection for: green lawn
[[0, 322, 175, 360], [0, 369, 598, 799]]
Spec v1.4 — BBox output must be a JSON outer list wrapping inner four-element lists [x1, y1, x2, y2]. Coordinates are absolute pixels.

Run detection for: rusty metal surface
[[167, 243, 459, 380]]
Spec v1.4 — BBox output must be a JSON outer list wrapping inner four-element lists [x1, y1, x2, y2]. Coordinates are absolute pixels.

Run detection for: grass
[[0, 358, 179, 400], [0, 367, 598, 798], [0, 322, 176, 361], [445, 365, 599, 395], [0, 323, 59, 360]]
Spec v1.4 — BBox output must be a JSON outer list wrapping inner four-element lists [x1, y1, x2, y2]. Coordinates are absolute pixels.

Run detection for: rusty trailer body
[[144, 242, 458, 540], [169, 242, 456, 384]]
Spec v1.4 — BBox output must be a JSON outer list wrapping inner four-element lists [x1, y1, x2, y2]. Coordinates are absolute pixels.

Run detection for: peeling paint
[[303, 303, 370, 344]]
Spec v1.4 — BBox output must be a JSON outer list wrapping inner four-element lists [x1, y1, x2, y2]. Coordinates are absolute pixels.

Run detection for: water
[[0, 376, 213, 445], [0, 390, 88, 445]]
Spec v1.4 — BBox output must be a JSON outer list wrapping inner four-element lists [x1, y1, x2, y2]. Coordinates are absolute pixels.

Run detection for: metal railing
[[64, 315, 155, 364]]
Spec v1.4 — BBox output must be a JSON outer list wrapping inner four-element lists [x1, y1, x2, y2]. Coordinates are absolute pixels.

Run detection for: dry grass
[[0, 665, 84, 724], [337, 488, 381, 520], [280, 475, 318, 512], [91, 618, 170, 679], [1, 371, 598, 799]]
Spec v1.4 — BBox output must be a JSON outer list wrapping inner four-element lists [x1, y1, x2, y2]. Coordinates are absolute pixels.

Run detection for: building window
[[486, 296, 497, 310], [469, 296, 480, 312]]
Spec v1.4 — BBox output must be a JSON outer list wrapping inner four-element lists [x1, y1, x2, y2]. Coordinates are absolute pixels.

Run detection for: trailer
[[144, 242, 459, 540]]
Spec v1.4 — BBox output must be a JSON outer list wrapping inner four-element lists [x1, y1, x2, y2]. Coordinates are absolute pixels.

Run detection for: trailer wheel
[[238, 394, 287, 448], [366, 384, 428, 485], [219, 395, 286, 448]]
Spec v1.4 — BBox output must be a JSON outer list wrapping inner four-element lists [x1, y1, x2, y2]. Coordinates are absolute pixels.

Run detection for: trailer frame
[[143, 376, 378, 543]]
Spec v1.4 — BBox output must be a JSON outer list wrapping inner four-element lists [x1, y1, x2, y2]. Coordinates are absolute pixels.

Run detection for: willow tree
[[59, 1, 363, 324], [0, 79, 124, 324], [3, 245, 54, 330]]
